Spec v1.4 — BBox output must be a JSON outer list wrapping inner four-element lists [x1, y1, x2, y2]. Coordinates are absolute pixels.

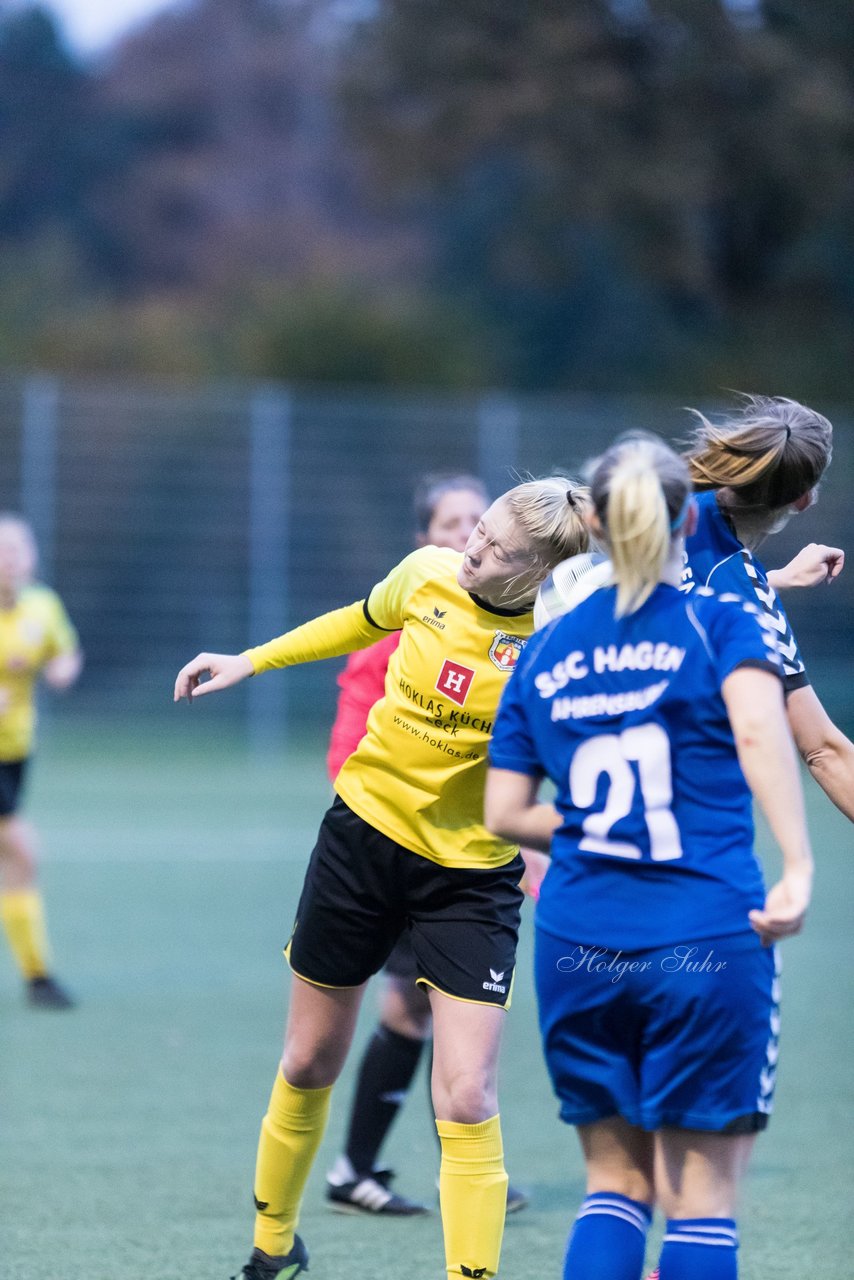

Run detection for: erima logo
[[423, 607, 447, 631], [461, 1268, 487, 1278], [482, 967, 507, 994]]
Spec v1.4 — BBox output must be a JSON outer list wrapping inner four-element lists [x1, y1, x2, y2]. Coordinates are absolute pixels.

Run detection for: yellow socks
[[437, 1113, 508, 1279], [253, 1070, 332, 1258], [0, 888, 50, 979]]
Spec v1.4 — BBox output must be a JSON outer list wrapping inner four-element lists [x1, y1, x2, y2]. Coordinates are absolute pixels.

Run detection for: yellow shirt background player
[[0, 515, 82, 1009], [0, 583, 79, 761]]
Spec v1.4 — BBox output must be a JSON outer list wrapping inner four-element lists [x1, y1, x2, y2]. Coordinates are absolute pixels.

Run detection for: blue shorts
[[535, 928, 780, 1133]]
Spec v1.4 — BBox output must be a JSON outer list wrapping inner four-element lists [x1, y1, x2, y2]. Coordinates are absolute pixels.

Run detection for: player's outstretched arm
[[785, 683, 854, 824], [722, 667, 814, 945], [174, 652, 254, 703], [768, 543, 844, 590]]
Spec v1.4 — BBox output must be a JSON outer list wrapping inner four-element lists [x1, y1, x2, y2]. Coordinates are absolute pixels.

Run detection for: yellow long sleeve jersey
[[0, 585, 79, 761], [245, 547, 534, 869]]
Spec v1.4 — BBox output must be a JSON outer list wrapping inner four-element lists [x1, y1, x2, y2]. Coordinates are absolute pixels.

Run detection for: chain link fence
[[1, 375, 851, 745]]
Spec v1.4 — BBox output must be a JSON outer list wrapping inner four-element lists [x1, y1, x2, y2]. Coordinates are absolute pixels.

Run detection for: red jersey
[[326, 631, 401, 781]]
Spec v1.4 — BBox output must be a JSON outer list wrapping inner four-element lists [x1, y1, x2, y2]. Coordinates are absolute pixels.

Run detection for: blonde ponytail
[[590, 435, 691, 617], [497, 477, 591, 609], [505, 477, 591, 565]]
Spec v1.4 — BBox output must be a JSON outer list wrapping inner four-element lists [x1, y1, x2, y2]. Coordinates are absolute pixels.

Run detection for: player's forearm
[[724, 679, 813, 877], [738, 733, 813, 875], [804, 739, 854, 824], [244, 602, 390, 674], [484, 768, 560, 852], [786, 684, 854, 824]]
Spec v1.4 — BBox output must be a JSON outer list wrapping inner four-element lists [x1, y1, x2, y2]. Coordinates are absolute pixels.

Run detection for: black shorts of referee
[[286, 796, 524, 1009], [0, 759, 27, 818]]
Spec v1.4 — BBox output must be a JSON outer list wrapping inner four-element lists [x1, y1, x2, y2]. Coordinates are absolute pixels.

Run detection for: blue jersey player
[[681, 395, 854, 827], [538, 396, 854, 833], [486, 435, 814, 1280]]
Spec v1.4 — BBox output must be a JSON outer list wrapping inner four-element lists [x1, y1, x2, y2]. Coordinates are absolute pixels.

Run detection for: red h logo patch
[[436, 659, 475, 707]]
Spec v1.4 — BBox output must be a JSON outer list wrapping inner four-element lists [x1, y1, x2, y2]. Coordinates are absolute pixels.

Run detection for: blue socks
[[563, 1191, 652, 1280], [659, 1218, 739, 1278], [562, 1197, 739, 1279]]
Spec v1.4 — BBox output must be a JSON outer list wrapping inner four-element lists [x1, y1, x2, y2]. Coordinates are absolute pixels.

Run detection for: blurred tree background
[[0, 0, 852, 394]]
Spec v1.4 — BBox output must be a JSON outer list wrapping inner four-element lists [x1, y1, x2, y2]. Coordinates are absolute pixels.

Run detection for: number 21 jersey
[[490, 584, 784, 950]]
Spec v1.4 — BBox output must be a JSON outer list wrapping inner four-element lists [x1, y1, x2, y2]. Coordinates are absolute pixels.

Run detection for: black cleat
[[326, 1158, 429, 1216], [27, 976, 75, 1010], [230, 1238, 309, 1279]]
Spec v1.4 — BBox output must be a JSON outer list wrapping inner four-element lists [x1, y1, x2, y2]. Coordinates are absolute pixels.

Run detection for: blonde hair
[[684, 394, 833, 512], [590, 435, 691, 617], [507, 477, 590, 562], [498, 477, 591, 606]]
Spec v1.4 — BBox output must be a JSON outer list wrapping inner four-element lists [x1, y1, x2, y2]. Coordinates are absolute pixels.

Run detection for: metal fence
[[1, 374, 851, 746]]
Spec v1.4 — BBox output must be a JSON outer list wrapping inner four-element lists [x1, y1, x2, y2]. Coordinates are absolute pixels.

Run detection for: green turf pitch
[[2, 723, 852, 1279]]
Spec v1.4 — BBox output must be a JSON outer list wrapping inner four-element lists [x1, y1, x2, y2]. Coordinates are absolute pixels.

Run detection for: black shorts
[[0, 760, 27, 817], [286, 797, 524, 1008], [384, 932, 418, 981]]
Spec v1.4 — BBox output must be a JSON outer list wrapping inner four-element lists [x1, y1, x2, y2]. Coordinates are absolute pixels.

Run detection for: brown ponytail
[[684, 394, 832, 511]]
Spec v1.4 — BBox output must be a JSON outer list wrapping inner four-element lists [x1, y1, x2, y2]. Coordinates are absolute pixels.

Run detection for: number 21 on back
[[569, 724, 683, 862]]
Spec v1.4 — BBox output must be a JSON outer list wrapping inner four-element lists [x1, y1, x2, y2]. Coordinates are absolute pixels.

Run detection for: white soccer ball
[[534, 553, 612, 629]]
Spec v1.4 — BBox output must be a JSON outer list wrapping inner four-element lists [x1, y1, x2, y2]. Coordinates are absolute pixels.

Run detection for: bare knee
[[433, 1068, 497, 1124], [280, 1042, 345, 1090], [0, 816, 38, 889]]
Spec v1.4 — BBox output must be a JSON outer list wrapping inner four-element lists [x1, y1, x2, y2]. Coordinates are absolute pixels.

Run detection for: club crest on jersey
[[436, 659, 475, 706], [488, 631, 525, 672]]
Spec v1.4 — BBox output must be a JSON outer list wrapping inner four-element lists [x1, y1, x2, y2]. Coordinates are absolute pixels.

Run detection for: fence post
[[247, 385, 292, 754], [476, 393, 520, 498], [20, 375, 60, 582]]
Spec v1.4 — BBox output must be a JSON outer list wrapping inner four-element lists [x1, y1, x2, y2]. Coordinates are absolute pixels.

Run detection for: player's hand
[[748, 867, 812, 945], [769, 543, 844, 590], [519, 847, 550, 901], [42, 651, 83, 691], [173, 652, 254, 703]]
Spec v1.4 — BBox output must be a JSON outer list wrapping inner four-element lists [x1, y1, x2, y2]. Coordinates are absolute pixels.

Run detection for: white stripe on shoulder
[[703, 551, 743, 588]]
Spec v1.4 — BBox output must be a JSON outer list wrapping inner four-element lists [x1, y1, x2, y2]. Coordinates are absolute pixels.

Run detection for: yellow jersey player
[[175, 477, 590, 1280], [0, 515, 82, 1008]]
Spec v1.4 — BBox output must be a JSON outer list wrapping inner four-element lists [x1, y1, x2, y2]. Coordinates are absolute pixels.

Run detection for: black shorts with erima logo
[[286, 796, 524, 1008], [0, 759, 27, 817]]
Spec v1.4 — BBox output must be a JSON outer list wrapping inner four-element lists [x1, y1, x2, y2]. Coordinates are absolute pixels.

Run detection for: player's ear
[[791, 489, 815, 514], [586, 510, 603, 538]]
